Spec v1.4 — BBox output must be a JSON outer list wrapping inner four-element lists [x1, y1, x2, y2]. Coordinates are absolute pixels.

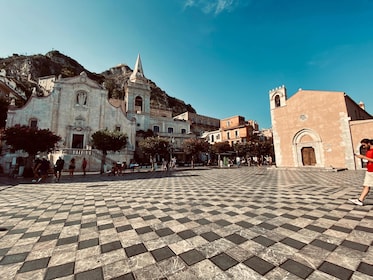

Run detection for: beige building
[[220, 116, 258, 146], [201, 116, 268, 146], [269, 85, 373, 170]]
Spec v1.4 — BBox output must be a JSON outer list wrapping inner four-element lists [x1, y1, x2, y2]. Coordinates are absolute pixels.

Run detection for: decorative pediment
[[59, 71, 103, 89]]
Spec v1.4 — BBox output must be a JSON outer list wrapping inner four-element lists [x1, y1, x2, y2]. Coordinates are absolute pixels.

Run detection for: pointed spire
[[130, 54, 145, 82]]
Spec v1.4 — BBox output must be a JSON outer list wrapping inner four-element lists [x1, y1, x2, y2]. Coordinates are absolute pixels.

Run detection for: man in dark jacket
[[54, 157, 65, 182]]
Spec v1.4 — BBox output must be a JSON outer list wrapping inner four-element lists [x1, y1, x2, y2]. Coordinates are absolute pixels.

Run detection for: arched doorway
[[293, 129, 323, 167]]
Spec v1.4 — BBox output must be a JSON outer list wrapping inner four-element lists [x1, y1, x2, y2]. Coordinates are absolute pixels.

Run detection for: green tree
[[3, 125, 61, 156], [211, 141, 232, 154], [91, 129, 128, 173], [211, 141, 233, 167], [2, 125, 61, 175], [134, 129, 155, 163], [138, 136, 170, 170], [182, 138, 210, 166], [246, 140, 274, 158], [256, 141, 274, 159], [233, 142, 251, 157]]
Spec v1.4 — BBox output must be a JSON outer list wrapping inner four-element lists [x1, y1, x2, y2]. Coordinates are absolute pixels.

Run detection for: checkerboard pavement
[[0, 167, 372, 279]]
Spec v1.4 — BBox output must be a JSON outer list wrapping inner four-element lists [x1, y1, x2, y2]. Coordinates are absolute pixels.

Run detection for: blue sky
[[1, 0, 373, 129]]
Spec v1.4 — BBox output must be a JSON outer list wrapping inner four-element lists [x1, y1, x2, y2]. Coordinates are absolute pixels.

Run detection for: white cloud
[[184, 0, 250, 15]]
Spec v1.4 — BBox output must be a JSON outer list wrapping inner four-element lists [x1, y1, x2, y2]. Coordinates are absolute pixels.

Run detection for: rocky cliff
[[0, 50, 196, 116]]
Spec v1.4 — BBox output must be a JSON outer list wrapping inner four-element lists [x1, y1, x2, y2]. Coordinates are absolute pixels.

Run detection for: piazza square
[[0, 166, 372, 279]]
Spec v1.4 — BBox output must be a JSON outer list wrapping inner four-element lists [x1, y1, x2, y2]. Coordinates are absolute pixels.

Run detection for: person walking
[[69, 158, 76, 177], [162, 158, 168, 171], [236, 156, 241, 168], [54, 157, 65, 182], [349, 138, 373, 206], [32, 156, 42, 183], [116, 161, 123, 175], [82, 157, 88, 176], [39, 156, 50, 183]]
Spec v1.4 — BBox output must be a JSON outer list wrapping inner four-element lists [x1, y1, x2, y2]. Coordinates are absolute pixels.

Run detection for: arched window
[[275, 95, 281, 107], [135, 96, 143, 113]]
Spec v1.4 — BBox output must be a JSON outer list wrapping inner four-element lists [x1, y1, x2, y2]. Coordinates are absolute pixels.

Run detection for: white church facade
[[4, 55, 193, 172], [6, 71, 137, 171]]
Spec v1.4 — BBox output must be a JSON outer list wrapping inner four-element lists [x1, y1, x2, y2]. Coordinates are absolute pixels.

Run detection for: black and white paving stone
[[0, 167, 372, 279]]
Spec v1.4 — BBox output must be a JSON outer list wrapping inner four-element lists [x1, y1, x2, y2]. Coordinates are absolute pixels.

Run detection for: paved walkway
[[0, 167, 372, 279]]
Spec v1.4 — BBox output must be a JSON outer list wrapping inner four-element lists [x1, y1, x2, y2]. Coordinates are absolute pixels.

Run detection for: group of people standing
[[66, 157, 88, 178], [32, 156, 88, 183], [108, 161, 127, 176], [160, 157, 177, 171]]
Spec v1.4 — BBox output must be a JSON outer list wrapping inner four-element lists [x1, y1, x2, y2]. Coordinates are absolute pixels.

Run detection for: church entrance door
[[72, 134, 84, 148], [301, 147, 316, 166]]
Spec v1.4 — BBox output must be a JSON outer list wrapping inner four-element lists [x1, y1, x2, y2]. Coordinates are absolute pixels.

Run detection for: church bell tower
[[269, 85, 287, 110], [125, 54, 151, 129]]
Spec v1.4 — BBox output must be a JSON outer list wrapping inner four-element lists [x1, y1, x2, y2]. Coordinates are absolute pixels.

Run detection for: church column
[[51, 86, 61, 133], [99, 89, 106, 128]]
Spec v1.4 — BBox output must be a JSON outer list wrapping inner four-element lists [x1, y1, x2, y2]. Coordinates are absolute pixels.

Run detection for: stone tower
[[125, 54, 151, 130], [269, 85, 287, 110], [269, 85, 287, 166]]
